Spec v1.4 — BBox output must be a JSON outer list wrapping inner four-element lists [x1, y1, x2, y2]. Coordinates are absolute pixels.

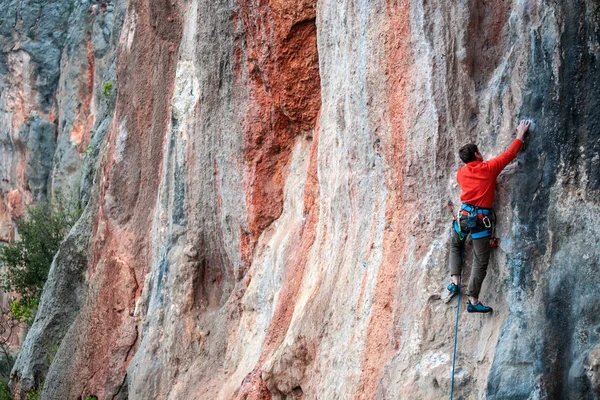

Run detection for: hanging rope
[[447, 200, 462, 400], [450, 250, 464, 400], [450, 275, 461, 399]]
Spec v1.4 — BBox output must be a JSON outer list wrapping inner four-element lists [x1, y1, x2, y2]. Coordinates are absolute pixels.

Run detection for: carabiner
[[482, 216, 491, 229]]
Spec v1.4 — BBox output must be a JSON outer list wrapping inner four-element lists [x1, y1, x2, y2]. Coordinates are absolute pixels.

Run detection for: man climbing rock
[[447, 120, 531, 313]]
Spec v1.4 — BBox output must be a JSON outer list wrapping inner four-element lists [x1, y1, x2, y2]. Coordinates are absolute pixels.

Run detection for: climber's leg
[[449, 223, 466, 289], [467, 236, 491, 301]]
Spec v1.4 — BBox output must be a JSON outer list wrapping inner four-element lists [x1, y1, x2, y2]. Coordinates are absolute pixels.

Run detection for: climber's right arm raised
[[486, 120, 530, 176]]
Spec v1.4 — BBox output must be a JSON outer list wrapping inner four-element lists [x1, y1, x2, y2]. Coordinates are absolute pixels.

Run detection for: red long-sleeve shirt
[[457, 139, 523, 208]]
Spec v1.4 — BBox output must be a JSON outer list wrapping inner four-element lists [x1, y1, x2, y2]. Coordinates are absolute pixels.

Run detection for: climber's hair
[[459, 143, 479, 163]]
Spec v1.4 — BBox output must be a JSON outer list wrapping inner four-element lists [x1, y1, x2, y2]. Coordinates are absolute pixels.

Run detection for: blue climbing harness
[[453, 204, 493, 240]]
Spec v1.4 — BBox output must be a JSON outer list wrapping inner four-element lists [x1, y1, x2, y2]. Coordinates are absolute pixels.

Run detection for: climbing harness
[[452, 203, 494, 239]]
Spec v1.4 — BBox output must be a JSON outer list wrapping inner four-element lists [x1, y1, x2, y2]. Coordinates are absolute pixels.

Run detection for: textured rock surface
[[2, 0, 599, 399], [0, 0, 114, 235], [1, 0, 125, 393], [0, 0, 120, 364]]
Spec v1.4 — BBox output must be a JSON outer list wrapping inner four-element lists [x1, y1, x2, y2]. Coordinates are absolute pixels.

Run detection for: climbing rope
[[450, 273, 461, 400], [446, 199, 462, 399]]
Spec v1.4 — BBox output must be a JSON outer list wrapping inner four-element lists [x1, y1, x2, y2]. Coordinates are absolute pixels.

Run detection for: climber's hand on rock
[[517, 120, 531, 140]]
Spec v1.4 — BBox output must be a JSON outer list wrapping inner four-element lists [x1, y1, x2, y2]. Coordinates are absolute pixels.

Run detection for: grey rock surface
[[1, 0, 600, 399]]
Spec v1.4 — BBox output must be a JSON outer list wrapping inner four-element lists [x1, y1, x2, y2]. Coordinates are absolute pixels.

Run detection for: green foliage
[[0, 197, 81, 326], [83, 143, 94, 158], [0, 381, 10, 400], [85, 396, 98, 400], [102, 82, 113, 97], [11, 297, 39, 326], [26, 389, 41, 400], [45, 344, 59, 365]]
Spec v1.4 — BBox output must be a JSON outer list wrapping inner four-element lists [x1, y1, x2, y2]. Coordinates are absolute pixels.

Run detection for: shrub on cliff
[[0, 381, 9, 400], [0, 198, 81, 325], [25, 388, 41, 400], [102, 81, 113, 96]]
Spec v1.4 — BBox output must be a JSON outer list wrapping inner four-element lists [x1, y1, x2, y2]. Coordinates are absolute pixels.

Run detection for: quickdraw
[[447, 201, 466, 241], [453, 219, 467, 241], [489, 209, 499, 247]]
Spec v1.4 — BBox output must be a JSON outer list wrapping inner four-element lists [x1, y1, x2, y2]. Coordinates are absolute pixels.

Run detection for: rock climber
[[447, 120, 531, 313]]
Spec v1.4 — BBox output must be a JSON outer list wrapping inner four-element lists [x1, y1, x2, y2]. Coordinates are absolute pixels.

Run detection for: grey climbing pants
[[449, 215, 492, 298]]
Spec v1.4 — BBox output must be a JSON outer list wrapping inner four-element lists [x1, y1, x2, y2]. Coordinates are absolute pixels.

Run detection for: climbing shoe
[[447, 282, 460, 295], [467, 301, 493, 313], [443, 282, 460, 303]]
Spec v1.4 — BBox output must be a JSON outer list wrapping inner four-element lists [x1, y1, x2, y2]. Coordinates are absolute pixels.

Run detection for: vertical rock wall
[[2, 0, 599, 399], [0, 0, 120, 365], [2, 0, 127, 395], [0, 0, 116, 234]]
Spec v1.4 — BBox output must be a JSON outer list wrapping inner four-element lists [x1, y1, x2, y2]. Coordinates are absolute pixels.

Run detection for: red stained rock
[[357, 0, 413, 396], [0, 198, 15, 244], [56, 0, 185, 397], [235, 368, 273, 400], [70, 37, 96, 150], [10, 0, 599, 398], [228, 2, 321, 397], [237, 0, 321, 268], [6, 190, 25, 221], [237, 120, 321, 400]]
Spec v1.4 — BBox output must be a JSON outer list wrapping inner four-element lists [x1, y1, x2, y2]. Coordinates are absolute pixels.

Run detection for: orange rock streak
[[236, 0, 321, 269], [61, 0, 185, 397], [235, 118, 321, 400], [357, 0, 413, 397], [70, 36, 96, 149]]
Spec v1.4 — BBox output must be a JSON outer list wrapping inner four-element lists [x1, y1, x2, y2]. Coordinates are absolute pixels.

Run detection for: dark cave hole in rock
[[291, 385, 304, 397]]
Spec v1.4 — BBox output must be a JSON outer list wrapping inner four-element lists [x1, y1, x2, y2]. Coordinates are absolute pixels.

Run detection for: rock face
[[0, 0, 119, 364], [0, 0, 124, 390], [1, 0, 599, 399]]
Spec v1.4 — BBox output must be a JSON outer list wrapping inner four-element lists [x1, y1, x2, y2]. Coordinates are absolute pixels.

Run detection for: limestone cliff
[[0, 0, 118, 352], [1, 0, 599, 399]]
